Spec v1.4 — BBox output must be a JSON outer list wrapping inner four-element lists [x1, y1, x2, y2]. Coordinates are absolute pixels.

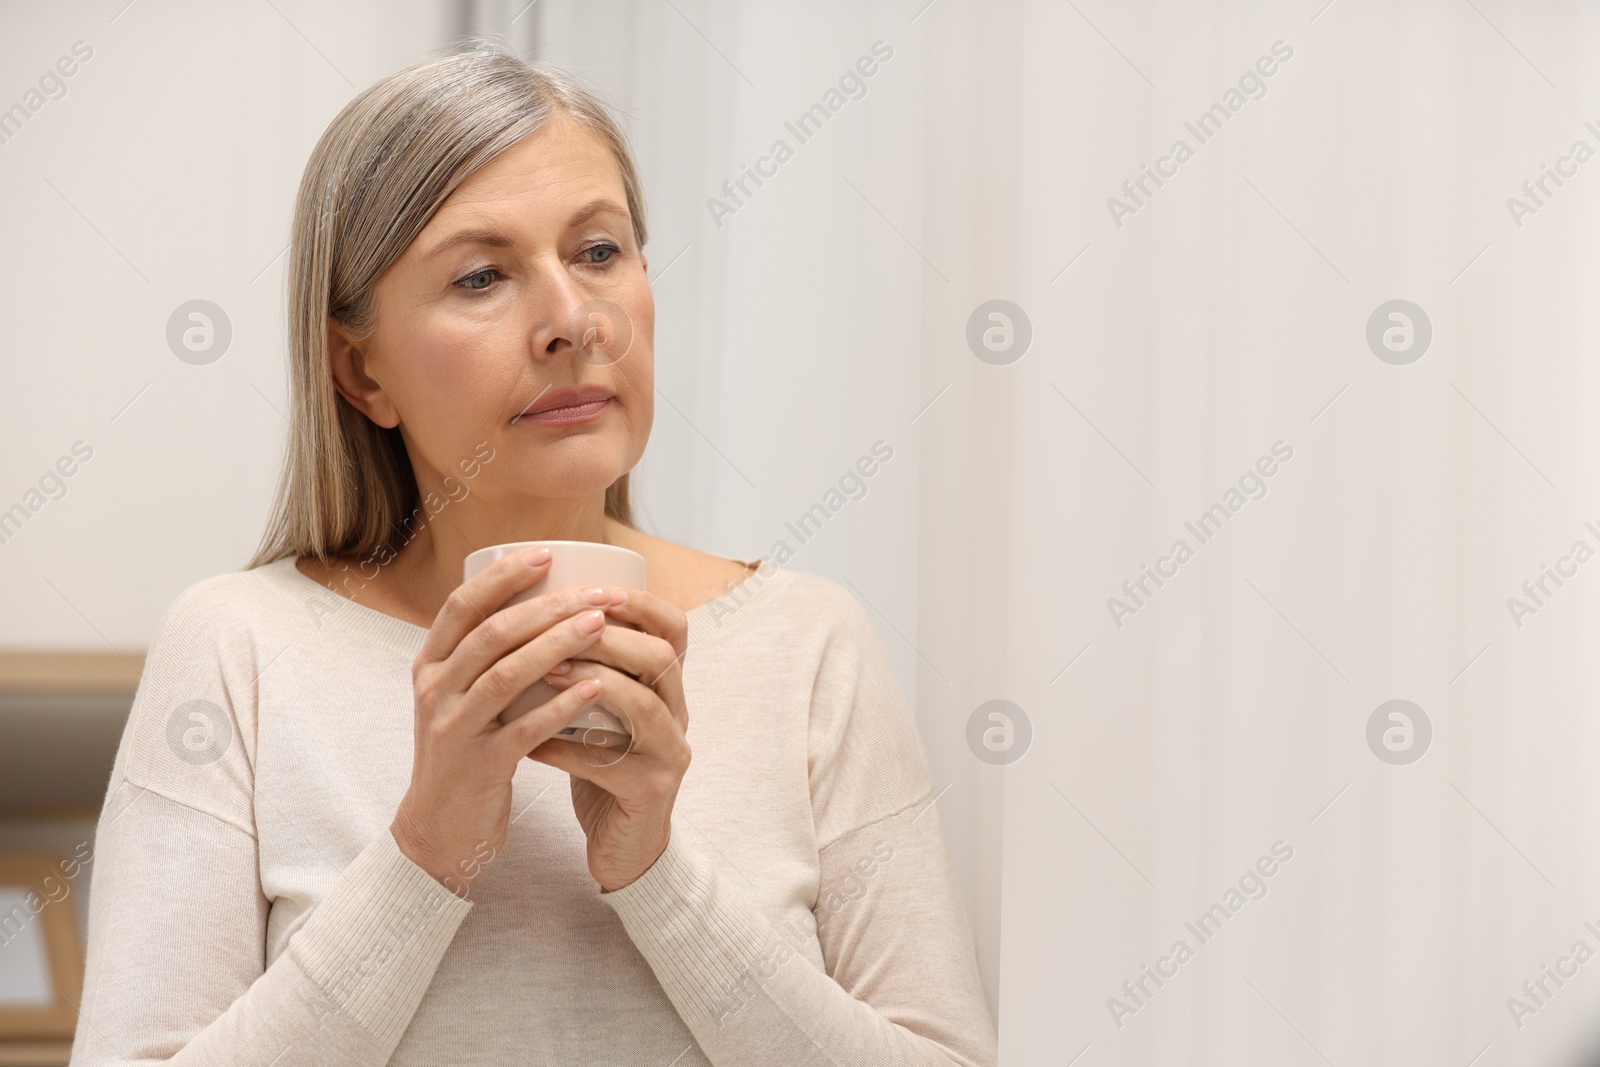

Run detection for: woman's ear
[[326, 314, 400, 428]]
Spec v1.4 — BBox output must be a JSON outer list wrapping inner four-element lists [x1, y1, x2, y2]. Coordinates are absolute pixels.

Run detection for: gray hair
[[248, 45, 646, 572]]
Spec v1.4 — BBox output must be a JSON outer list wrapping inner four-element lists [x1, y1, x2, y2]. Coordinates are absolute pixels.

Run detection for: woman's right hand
[[389, 546, 620, 897]]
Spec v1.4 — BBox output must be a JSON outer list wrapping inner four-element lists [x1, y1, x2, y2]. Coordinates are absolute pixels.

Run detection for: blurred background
[[3, 0, 1599, 1063]]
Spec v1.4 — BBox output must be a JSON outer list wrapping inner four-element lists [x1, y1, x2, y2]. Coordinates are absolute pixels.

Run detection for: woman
[[70, 46, 997, 1067]]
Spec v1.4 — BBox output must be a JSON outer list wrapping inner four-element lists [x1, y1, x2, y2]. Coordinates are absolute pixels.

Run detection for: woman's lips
[[520, 396, 611, 425]]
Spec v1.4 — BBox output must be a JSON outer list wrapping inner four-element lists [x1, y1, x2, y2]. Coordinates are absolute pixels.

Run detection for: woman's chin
[[515, 459, 633, 498]]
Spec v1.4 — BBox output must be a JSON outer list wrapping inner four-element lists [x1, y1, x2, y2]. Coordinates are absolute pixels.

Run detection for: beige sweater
[[68, 554, 998, 1066]]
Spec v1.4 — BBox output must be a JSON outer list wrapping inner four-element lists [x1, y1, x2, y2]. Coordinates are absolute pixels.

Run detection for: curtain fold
[[519, 1, 1600, 1062]]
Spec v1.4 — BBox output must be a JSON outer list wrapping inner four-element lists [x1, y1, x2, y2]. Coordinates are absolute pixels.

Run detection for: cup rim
[[463, 540, 646, 577]]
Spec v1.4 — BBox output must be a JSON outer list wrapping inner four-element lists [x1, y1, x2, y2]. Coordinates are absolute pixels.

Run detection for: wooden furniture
[[0, 1042, 72, 1066], [0, 652, 144, 815], [0, 651, 143, 1064], [0, 855, 83, 1041]]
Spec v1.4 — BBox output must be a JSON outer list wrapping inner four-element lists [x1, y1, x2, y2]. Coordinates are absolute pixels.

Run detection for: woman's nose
[[526, 267, 592, 358]]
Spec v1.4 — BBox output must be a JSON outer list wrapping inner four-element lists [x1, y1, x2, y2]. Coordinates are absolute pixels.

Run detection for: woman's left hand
[[524, 585, 691, 892]]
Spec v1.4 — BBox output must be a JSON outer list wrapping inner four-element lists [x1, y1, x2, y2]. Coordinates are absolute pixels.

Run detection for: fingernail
[[578, 679, 602, 699], [582, 586, 610, 605], [548, 659, 571, 674], [576, 609, 605, 633], [521, 547, 551, 565]]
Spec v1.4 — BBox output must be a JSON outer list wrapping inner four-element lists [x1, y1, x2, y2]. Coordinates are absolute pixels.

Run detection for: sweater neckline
[[258, 551, 788, 661]]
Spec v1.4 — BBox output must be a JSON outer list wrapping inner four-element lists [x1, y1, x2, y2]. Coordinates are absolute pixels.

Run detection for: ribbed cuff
[[291, 828, 475, 1047], [597, 828, 777, 1025]]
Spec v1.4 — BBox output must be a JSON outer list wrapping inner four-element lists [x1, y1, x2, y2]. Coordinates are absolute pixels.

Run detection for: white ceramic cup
[[462, 540, 647, 750]]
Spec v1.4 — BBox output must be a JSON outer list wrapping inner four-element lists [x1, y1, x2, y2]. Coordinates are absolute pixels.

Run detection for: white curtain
[[524, 1, 1600, 1064]]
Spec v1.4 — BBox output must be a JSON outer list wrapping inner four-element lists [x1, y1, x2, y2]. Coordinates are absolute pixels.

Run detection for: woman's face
[[334, 114, 654, 511]]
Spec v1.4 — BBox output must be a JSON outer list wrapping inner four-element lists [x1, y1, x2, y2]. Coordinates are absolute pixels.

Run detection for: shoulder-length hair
[[247, 45, 646, 572]]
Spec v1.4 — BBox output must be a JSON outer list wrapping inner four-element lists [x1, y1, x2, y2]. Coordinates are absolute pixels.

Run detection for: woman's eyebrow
[[423, 199, 629, 261], [423, 227, 520, 261], [566, 196, 627, 228]]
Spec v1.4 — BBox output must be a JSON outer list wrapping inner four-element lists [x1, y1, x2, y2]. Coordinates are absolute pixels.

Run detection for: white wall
[[0, 0, 455, 642]]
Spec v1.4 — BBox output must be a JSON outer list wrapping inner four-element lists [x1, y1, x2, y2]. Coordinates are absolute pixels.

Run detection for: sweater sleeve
[[596, 579, 998, 1066], [68, 578, 474, 1066]]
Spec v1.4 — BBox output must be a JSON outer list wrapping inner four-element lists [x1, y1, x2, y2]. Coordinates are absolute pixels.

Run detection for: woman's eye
[[457, 268, 499, 291], [582, 243, 619, 265]]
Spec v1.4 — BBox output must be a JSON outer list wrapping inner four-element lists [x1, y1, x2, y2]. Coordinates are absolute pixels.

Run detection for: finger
[[417, 548, 550, 667], [526, 728, 633, 779], [544, 661, 669, 745], [553, 620, 684, 739], [528, 703, 688, 787], [548, 624, 679, 687], [591, 587, 688, 664], [589, 595, 691, 727], [463, 609, 608, 724], [437, 586, 617, 703], [494, 674, 604, 762]]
